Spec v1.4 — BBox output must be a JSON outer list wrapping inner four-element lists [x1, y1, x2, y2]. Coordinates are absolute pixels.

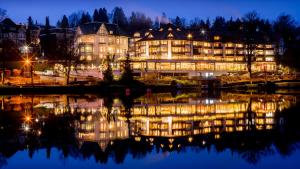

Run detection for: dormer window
[[167, 33, 174, 38], [134, 32, 140, 37], [176, 28, 181, 31], [168, 27, 172, 31], [187, 33, 192, 39], [109, 30, 113, 34], [159, 28, 164, 31], [145, 32, 150, 36], [148, 33, 154, 38], [214, 36, 220, 41]]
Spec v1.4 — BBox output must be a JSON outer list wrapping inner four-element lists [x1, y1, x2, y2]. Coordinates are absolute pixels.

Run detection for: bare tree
[[242, 11, 261, 79]]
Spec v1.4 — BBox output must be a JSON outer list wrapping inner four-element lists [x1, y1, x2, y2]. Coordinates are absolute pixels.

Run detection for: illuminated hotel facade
[[75, 22, 128, 63], [129, 23, 277, 78]]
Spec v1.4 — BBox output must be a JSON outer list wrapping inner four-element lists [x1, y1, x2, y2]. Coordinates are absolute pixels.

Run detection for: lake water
[[0, 91, 300, 169]]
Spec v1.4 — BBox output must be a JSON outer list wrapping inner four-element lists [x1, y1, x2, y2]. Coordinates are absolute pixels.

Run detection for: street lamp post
[[24, 46, 34, 86]]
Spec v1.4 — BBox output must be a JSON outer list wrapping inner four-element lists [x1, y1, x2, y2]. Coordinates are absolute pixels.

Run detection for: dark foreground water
[[0, 91, 300, 169]]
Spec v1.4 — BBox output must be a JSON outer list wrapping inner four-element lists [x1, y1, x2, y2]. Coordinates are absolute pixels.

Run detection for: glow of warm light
[[201, 30, 205, 34], [135, 137, 141, 142], [25, 115, 32, 122], [24, 125, 30, 132], [149, 138, 154, 142], [187, 33, 192, 39], [188, 137, 193, 142]]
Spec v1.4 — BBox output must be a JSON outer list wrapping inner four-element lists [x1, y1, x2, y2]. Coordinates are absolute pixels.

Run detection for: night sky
[[1, 0, 300, 25]]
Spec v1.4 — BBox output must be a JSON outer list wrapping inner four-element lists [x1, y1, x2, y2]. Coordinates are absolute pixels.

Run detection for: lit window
[[167, 33, 174, 38], [214, 36, 220, 40], [265, 57, 274, 61]]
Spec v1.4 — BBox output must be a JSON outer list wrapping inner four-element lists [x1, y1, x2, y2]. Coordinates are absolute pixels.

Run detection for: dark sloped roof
[[79, 22, 127, 36], [0, 18, 17, 26], [137, 23, 209, 41]]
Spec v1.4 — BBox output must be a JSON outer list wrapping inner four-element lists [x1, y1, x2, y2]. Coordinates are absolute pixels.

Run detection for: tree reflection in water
[[0, 92, 299, 166]]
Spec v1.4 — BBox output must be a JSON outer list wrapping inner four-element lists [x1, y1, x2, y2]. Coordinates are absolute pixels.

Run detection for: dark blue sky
[[1, 0, 300, 25]]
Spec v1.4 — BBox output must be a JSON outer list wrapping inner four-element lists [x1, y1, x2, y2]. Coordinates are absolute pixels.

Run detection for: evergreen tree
[[68, 11, 82, 27], [93, 9, 100, 22], [120, 54, 134, 84], [28, 16, 34, 26], [99, 8, 109, 23], [45, 16, 50, 31], [128, 12, 153, 33], [80, 12, 92, 24], [86, 12, 92, 22], [26, 16, 34, 44], [60, 15, 69, 28], [112, 7, 128, 30], [103, 55, 114, 83], [174, 16, 183, 28]]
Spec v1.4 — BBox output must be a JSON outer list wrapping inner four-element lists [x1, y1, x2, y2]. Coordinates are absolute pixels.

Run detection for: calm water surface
[[0, 91, 300, 169]]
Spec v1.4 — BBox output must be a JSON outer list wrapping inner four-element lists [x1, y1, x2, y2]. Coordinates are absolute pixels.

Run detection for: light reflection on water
[[0, 92, 300, 169]]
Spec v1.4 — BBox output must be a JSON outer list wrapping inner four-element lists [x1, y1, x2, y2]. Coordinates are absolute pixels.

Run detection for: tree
[[0, 39, 20, 84], [99, 8, 109, 23], [173, 16, 184, 28], [93, 9, 100, 22], [112, 7, 128, 30], [120, 54, 134, 84], [60, 15, 69, 28], [0, 8, 7, 21], [26, 16, 34, 44], [212, 16, 226, 34], [128, 12, 153, 33], [79, 12, 92, 25], [242, 11, 262, 79], [273, 14, 299, 69], [68, 11, 83, 27], [103, 55, 114, 83]]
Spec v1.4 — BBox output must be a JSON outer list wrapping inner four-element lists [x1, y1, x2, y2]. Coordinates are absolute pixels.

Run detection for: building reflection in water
[[0, 92, 299, 165]]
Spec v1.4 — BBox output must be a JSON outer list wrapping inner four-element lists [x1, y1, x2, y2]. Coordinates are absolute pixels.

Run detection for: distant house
[[0, 18, 26, 47], [39, 27, 75, 59], [75, 22, 128, 63]]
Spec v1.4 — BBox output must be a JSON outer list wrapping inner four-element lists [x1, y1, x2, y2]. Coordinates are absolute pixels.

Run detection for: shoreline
[[0, 81, 300, 95]]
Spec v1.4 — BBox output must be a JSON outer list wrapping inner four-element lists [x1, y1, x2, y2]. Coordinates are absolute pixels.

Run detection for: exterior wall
[[130, 38, 277, 77], [0, 26, 26, 47], [76, 24, 128, 64]]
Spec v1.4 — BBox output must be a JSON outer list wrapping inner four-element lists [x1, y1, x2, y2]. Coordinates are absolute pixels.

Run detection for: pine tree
[[60, 15, 69, 28], [112, 7, 128, 30], [103, 55, 114, 83], [28, 16, 34, 26], [99, 8, 109, 23], [26, 16, 34, 44], [174, 16, 182, 28], [93, 9, 100, 22], [120, 54, 134, 84]]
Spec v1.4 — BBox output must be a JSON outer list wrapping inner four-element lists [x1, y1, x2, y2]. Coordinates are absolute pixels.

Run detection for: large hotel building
[[76, 23, 277, 78], [129, 23, 276, 78]]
